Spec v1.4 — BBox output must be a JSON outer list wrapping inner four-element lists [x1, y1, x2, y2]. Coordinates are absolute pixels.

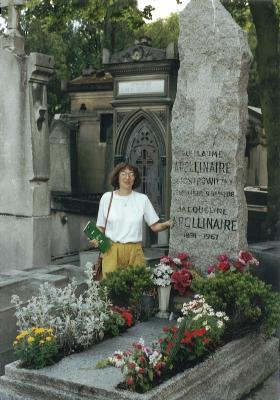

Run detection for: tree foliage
[[136, 12, 179, 50], [6, 0, 153, 118]]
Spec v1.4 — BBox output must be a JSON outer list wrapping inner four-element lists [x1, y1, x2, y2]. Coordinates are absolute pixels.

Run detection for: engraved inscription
[[172, 148, 237, 243]]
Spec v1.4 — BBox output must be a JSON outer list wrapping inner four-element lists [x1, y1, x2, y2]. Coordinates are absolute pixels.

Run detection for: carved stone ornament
[[110, 45, 166, 64]]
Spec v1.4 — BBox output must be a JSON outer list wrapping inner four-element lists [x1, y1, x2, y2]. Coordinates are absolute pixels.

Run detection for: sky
[[138, 0, 190, 21]]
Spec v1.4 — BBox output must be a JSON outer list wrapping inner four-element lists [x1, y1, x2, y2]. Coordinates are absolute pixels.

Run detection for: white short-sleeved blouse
[[96, 191, 159, 243]]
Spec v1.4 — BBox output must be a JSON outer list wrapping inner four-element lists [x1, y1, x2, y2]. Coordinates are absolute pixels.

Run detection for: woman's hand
[[150, 219, 173, 233], [89, 239, 99, 248], [164, 219, 173, 229]]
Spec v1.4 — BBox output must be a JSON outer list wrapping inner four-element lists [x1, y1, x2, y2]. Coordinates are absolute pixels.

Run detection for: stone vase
[[156, 285, 171, 319]]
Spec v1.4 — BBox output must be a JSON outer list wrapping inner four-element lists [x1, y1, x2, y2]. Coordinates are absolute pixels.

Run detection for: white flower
[[152, 263, 173, 286], [172, 258, 182, 265], [216, 312, 224, 318], [193, 313, 203, 321], [217, 320, 224, 329]]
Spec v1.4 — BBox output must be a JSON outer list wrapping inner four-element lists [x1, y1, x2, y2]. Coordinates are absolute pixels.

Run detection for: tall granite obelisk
[[0, 0, 54, 271], [169, 0, 252, 272]]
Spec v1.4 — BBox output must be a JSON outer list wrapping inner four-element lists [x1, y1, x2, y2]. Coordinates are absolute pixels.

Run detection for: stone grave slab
[[0, 319, 278, 400]]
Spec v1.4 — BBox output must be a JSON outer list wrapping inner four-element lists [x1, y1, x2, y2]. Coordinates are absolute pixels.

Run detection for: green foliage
[[100, 265, 153, 308], [13, 0, 151, 120], [13, 327, 59, 369], [136, 13, 179, 49], [191, 271, 280, 337], [104, 310, 125, 336]]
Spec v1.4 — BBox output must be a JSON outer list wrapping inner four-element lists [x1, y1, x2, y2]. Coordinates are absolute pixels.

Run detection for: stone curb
[[0, 326, 278, 400]]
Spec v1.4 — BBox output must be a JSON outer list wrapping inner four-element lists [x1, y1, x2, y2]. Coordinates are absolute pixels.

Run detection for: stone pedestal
[[169, 0, 252, 272], [0, 35, 54, 270]]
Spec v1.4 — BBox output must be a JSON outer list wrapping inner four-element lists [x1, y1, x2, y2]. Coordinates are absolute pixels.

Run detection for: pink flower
[[160, 256, 172, 264], [238, 251, 259, 266]]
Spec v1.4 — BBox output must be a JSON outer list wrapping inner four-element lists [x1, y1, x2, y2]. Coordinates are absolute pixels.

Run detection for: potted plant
[[100, 265, 154, 320]]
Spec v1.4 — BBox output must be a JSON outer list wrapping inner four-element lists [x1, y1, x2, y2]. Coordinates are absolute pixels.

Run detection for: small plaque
[[118, 79, 165, 95]]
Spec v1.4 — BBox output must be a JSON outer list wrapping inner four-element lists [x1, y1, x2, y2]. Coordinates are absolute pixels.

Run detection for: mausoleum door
[[125, 119, 163, 218]]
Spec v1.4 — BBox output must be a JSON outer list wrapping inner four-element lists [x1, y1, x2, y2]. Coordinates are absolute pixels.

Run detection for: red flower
[[122, 310, 133, 327], [138, 368, 145, 374], [126, 377, 134, 385], [203, 338, 210, 345], [171, 269, 192, 295], [172, 325, 178, 334], [181, 261, 193, 269], [193, 327, 206, 337], [139, 355, 145, 363], [207, 264, 215, 274], [163, 325, 169, 333], [217, 253, 229, 262], [165, 341, 175, 354], [234, 260, 245, 272], [177, 252, 189, 261], [181, 330, 193, 344], [129, 362, 136, 369], [216, 261, 230, 272]]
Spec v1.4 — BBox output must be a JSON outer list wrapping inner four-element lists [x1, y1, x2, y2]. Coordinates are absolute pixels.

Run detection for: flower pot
[[141, 294, 155, 314], [156, 285, 171, 319]]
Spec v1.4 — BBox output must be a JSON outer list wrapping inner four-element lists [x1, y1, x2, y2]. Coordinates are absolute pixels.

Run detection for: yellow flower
[[20, 330, 29, 337], [13, 341, 18, 346], [27, 337, 35, 343], [47, 328, 54, 334], [45, 336, 52, 342], [34, 328, 45, 335], [39, 340, 45, 345], [31, 327, 37, 332]]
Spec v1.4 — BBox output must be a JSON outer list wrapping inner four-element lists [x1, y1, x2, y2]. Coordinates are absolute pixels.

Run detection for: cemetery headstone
[[169, 0, 252, 272]]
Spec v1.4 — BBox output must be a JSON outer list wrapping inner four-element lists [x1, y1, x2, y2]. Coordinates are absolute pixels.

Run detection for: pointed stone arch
[[114, 109, 166, 217]]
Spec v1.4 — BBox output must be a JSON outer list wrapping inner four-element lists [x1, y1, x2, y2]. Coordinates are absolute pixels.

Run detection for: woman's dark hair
[[110, 162, 141, 189]]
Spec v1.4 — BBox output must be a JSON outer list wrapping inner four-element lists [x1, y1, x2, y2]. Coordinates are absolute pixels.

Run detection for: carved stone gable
[[110, 45, 166, 64]]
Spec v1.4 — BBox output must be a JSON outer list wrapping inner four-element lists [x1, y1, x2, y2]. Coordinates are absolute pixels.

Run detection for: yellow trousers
[[102, 242, 146, 278]]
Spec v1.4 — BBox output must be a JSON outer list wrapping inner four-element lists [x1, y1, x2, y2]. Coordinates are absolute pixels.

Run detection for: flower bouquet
[[152, 262, 173, 318], [207, 251, 259, 275]]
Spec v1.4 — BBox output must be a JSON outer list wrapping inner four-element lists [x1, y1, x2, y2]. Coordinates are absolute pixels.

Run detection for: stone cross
[[0, 0, 27, 34]]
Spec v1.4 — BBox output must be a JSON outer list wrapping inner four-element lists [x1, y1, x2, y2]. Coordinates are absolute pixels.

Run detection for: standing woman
[[93, 162, 172, 278]]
